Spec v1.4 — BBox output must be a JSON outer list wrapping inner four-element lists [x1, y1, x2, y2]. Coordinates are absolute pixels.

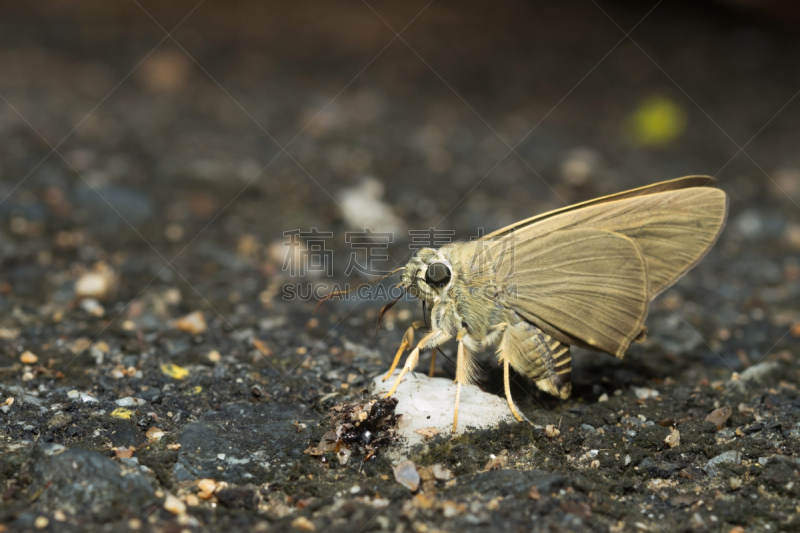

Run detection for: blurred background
[[3, 1, 800, 530], [2, 0, 800, 384]]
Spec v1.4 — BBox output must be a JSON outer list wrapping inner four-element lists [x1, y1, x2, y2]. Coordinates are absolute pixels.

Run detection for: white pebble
[[115, 397, 147, 407], [393, 460, 420, 492]]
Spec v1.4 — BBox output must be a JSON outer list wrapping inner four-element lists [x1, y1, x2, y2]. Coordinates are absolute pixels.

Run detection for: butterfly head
[[401, 248, 454, 304]]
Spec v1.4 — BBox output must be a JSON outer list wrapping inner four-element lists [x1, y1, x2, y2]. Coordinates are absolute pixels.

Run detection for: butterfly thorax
[[402, 243, 515, 344]]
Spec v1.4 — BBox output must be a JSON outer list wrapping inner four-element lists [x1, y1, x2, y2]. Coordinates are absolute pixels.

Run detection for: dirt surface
[[2, 1, 800, 532]]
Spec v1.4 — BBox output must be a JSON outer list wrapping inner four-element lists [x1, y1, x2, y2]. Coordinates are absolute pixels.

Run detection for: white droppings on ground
[[371, 371, 517, 451]]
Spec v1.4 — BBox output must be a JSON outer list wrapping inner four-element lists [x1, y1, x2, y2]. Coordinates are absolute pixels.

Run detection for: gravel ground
[[2, 1, 800, 532]]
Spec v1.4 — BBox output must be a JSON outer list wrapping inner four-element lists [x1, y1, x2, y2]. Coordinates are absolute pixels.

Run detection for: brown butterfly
[[323, 177, 728, 431]]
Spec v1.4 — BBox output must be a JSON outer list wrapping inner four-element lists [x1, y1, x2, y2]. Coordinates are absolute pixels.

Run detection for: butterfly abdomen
[[498, 319, 573, 399]]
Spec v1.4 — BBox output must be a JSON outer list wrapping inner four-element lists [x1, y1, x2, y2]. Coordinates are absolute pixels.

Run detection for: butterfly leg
[[453, 329, 469, 433], [382, 320, 425, 381], [384, 328, 451, 398], [503, 358, 523, 423], [486, 323, 523, 423], [452, 327, 474, 433], [428, 348, 437, 377], [498, 321, 573, 405]]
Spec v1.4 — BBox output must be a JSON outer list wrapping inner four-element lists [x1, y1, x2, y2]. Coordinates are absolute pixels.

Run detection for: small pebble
[[93, 341, 110, 353], [393, 460, 420, 492], [70, 338, 91, 354], [75, 265, 116, 300], [337, 448, 352, 465], [114, 447, 135, 459], [175, 311, 207, 335], [146, 427, 165, 441], [20, 351, 38, 364], [138, 49, 191, 93], [442, 501, 460, 518], [705, 406, 732, 429], [164, 223, 184, 242], [707, 451, 742, 469], [545, 425, 560, 438], [559, 147, 600, 185], [67, 390, 98, 403], [664, 428, 681, 448], [431, 464, 452, 480], [164, 287, 182, 304], [291, 516, 316, 531], [632, 387, 659, 400], [482, 454, 508, 471], [208, 350, 221, 362], [115, 397, 146, 407], [338, 178, 405, 235], [197, 479, 217, 499], [35, 516, 48, 529], [163, 493, 186, 515], [80, 298, 105, 317]]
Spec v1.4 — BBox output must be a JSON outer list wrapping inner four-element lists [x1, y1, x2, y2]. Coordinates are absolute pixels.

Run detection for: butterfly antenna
[[375, 285, 406, 336], [314, 267, 404, 314]]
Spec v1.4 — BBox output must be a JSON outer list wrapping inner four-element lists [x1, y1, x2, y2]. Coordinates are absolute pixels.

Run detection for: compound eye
[[425, 262, 451, 287]]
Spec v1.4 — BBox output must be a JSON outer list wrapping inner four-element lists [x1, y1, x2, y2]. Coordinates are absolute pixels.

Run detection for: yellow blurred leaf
[[626, 96, 686, 147], [111, 408, 134, 420], [161, 363, 189, 380]]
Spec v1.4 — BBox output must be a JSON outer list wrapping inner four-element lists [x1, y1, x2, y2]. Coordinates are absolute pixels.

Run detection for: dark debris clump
[[305, 397, 400, 463]]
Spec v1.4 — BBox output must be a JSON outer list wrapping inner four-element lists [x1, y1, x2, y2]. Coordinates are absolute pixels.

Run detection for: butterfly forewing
[[482, 175, 719, 242], [480, 177, 728, 357], [496, 228, 649, 357]]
